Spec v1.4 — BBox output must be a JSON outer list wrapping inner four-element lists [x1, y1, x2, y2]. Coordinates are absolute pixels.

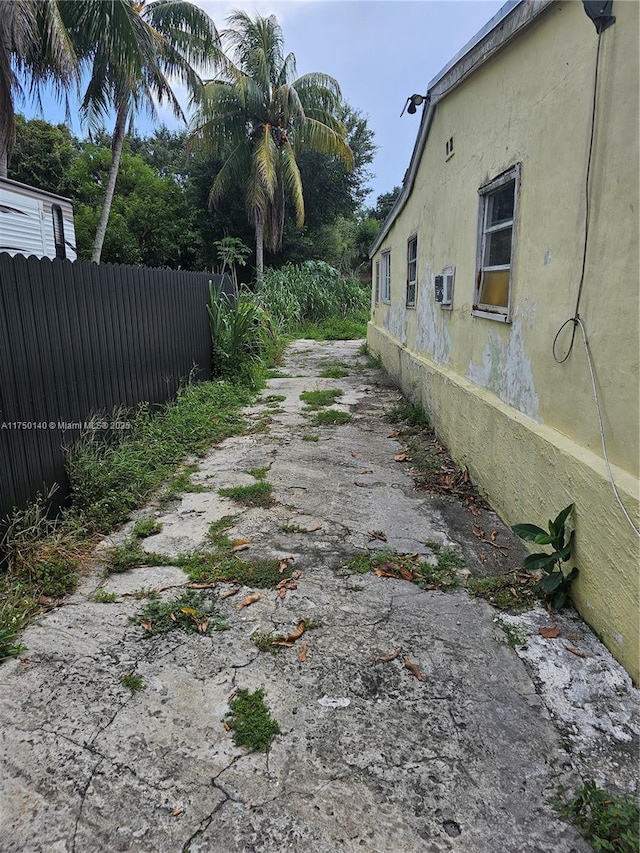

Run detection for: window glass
[[484, 227, 513, 267], [487, 183, 514, 226]]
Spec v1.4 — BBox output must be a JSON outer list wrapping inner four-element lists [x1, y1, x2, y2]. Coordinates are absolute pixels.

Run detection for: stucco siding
[[369, 0, 639, 681]]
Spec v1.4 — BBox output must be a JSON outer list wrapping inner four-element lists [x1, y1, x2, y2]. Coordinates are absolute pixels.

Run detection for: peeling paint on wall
[[383, 298, 407, 347], [467, 320, 540, 421], [415, 270, 452, 365]]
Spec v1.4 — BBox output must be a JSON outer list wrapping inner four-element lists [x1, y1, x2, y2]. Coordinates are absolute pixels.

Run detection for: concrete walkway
[[1, 340, 638, 853]]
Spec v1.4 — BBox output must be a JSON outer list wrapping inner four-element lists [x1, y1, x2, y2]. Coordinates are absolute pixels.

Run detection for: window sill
[[472, 308, 511, 323]]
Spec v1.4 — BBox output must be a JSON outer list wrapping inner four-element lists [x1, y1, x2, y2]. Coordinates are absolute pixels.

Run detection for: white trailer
[[0, 177, 77, 261]]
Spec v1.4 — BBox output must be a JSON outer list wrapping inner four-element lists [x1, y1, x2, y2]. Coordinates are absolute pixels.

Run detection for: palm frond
[[209, 142, 251, 206], [252, 123, 278, 201], [281, 140, 304, 227], [297, 117, 354, 169]]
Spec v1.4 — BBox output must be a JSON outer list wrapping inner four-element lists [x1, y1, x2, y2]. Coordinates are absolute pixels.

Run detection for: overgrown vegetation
[[226, 688, 281, 751], [553, 781, 639, 853], [132, 518, 163, 539], [346, 548, 461, 592], [66, 380, 251, 533], [319, 363, 350, 378]]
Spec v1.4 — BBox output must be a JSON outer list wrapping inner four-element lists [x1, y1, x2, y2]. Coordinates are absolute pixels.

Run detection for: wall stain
[[414, 270, 452, 365], [467, 319, 540, 421]]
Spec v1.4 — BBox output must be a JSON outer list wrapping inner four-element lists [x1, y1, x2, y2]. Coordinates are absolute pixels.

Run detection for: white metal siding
[[0, 190, 45, 257]]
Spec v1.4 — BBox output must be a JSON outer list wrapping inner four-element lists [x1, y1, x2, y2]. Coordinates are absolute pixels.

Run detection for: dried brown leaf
[[278, 587, 287, 600], [222, 721, 231, 731], [350, 450, 357, 457], [172, 807, 184, 817], [564, 645, 587, 659], [219, 586, 240, 600], [285, 620, 306, 643], [394, 453, 407, 462], [307, 523, 323, 532], [169, 612, 177, 622], [358, 469, 373, 474], [271, 640, 295, 648], [232, 538, 251, 547], [237, 593, 261, 610], [232, 543, 250, 553], [198, 620, 209, 634], [298, 642, 308, 662], [375, 647, 401, 663], [141, 621, 153, 633], [538, 626, 560, 639], [403, 658, 428, 681]]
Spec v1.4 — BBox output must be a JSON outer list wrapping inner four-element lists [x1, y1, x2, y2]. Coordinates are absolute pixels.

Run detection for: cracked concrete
[[0, 339, 638, 853]]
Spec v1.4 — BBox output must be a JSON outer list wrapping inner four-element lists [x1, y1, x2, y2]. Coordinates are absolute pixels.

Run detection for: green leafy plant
[[0, 627, 26, 662], [553, 780, 639, 852], [219, 481, 274, 508], [226, 688, 280, 751], [121, 672, 146, 694], [132, 518, 162, 539], [136, 590, 228, 636], [93, 588, 118, 603], [300, 389, 344, 409], [512, 504, 578, 609], [311, 409, 352, 426]]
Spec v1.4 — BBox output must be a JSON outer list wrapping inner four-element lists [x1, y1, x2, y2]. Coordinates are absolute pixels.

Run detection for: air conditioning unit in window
[[435, 267, 455, 307]]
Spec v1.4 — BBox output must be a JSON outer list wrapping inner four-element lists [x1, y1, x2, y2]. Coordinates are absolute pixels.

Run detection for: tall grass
[[256, 261, 370, 333]]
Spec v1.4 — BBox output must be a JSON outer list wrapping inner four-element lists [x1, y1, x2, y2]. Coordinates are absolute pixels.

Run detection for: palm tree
[[0, 0, 77, 178], [60, 0, 220, 263], [191, 11, 354, 279]]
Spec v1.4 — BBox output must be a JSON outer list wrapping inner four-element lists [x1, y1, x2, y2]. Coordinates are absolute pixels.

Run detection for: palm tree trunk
[[91, 102, 128, 264], [255, 212, 265, 283]]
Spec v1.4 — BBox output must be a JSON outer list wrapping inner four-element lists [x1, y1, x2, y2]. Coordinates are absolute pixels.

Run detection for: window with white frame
[[381, 250, 391, 303], [374, 260, 380, 304], [473, 164, 520, 322], [406, 235, 417, 308]]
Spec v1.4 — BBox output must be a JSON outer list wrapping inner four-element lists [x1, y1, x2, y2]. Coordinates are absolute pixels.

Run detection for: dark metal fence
[[0, 253, 231, 523]]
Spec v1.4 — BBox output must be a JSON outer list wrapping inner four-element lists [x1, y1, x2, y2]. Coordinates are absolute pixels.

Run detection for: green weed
[[121, 672, 145, 694], [279, 523, 308, 534], [93, 588, 118, 603], [495, 618, 528, 649], [104, 541, 170, 574], [132, 518, 163, 539], [388, 402, 430, 428], [205, 516, 237, 549], [177, 552, 289, 588], [246, 467, 269, 480], [226, 688, 281, 751], [301, 434, 319, 442], [319, 363, 350, 378], [295, 318, 367, 340], [345, 549, 460, 591], [300, 389, 344, 409], [219, 482, 274, 508], [136, 590, 228, 636], [553, 781, 639, 853], [263, 394, 286, 403], [466, 572, 540, 612], [311, 409, 352, 426], [0, 627, 26, 662]]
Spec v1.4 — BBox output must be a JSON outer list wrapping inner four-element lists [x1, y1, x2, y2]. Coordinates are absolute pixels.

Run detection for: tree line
[[2, 1, 400, 278]]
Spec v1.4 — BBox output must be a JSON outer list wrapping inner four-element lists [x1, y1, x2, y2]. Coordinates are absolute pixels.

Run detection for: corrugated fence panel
[[0, 254, 231, 523]]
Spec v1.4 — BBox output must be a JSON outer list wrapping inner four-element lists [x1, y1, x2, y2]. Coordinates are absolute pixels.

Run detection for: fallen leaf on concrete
[[222, 721, 231, 731], [279, 556, 295, 572], [237, 593, 261, 609], [374, 567, 397, 578], [307, 523, 323, 532], [375, 647, 401, 663], [397, 566, 418, 581], [368, 530, 387, 542], [180, 607, 198, 618], [292, 570, 302, 580], [169, 612, 177, 622], [271, 640, 295, 648], [354, 481, 369, 487], [564, 645, 587, 658], [403, 658, 428, 682], [285, 620, 306, 642], [358, 469, 373, 474], [394, 453, 407, 462], [538, 626, 560, 639], [469, 505, 482, 516], [387, 431, 399, 438], [198, 620, 209, 634], [298, 642, 308, 662], [171, 807, 184, 817], [219, 586, 240, 600], [232, 543, 250, 553], [490, 530, 498, 542], [141, 621, 153, 633], [187, 582, 218, 590], [350, 450, 357, 457], [278, 587, 287, 600], [232, 538, 251, 547]]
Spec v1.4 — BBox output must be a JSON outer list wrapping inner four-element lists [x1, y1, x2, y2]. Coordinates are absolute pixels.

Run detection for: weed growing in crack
[[263, 394, 286, 403], [319, 363, 350, 378], [345, 549, 459, 591], [388, 402, 430, 428], [177, 552, 289, 588], [104, 541, 170, 574], [93, 588, 118, 603], [226, 688, 280, 751], [135, 590, 228, 636], [251, 631, 286, 653], [205, 516, 237, 549], [494, 617, 528, 649], [132, 518, 163, 539], [311, 409, 352, 426], [466, 572, 540, 613], [121, 672, 145, 694], [219, 481, 274, 508], [301, 433, 319, 442], [300, 389, 344, 409], [246, 466, 269, 480], [552, 781, 639, 853]]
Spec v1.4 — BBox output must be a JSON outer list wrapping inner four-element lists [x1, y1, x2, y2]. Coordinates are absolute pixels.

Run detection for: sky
[[22, 0, 505, 205]]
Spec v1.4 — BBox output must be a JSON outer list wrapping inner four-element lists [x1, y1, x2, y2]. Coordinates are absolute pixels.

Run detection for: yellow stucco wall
[[369, 1, 639, 682]]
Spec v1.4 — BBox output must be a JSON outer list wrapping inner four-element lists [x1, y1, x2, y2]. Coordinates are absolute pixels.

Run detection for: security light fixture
[[401, 93, 429, 117], [582, 0, 615, 32]]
